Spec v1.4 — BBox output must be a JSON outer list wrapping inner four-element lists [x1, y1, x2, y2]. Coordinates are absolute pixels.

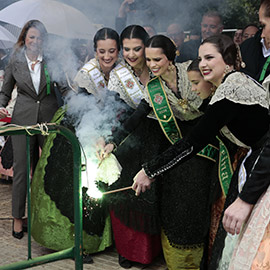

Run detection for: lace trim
[[210, 72, 268, 109], [162, 226, 204, 250], [162, 63, 203, 121]]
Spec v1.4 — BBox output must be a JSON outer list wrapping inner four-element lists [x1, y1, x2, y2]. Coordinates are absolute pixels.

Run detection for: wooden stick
[[97, 158, 104, 168], [102, 185, 133, 195]]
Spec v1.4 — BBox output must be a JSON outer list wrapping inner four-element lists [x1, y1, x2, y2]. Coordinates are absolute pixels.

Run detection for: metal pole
[[26, 135, 31, 260], [0, 248, 74, 270], [0, 125, 83, 269], [59, 127, 83, 270]]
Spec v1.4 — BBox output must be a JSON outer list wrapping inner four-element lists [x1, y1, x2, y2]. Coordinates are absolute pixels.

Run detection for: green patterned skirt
[[31, 107, 112, 253]]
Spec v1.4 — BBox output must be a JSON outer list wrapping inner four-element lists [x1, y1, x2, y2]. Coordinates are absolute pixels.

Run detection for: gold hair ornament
[[169, 38, 180, 56]]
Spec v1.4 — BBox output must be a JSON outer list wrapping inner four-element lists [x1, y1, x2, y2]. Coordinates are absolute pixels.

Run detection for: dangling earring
[[236, 44, 246, 69], [95, 53, 99, 61], [224, 65, 231, 75], [168, 63, 174, 72], [210, 85, 216, 96]]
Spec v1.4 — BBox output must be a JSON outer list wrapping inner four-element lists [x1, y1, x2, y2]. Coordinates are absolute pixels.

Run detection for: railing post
[[0, 124, 83, 269], [26, 135, 32, 260]]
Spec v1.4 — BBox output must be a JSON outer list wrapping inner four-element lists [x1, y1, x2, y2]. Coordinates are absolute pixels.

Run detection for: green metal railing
[[0, 124, 83, 269]]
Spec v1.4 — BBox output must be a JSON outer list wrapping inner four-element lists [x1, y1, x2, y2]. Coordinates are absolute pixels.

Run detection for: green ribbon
[[259, 56, 270, 83], [147, 77, 181, 144], [197, 143, 219, 162], [216, 136, 233, 196], [44, 64, 51, 95]]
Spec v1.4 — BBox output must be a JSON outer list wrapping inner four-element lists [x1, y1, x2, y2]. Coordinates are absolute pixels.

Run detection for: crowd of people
[[0, 0, 269, 270]]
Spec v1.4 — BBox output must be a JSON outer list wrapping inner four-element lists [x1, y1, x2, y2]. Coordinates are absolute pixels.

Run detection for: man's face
[[242, 26, 258, 42], [201, 16, 223, 40], [166, 24, 184, 48]]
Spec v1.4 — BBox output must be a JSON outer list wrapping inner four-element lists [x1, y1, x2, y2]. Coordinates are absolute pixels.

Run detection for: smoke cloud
[[63, 89, 126, 195], [57, 0, 223, 32]]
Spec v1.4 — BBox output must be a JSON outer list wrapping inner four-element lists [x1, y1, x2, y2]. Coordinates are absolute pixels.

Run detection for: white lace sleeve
[[73, 59, 99, 96], [166, 63, 203, 121], [107, 69, 122, 94], [74, 69, 98, 95]]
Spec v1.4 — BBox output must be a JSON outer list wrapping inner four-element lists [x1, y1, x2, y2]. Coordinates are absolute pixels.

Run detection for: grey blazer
[[0, 49, 68, 125]]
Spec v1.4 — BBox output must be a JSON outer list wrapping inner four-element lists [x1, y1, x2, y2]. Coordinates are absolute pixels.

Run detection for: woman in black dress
[[133, 34, 269, 269]]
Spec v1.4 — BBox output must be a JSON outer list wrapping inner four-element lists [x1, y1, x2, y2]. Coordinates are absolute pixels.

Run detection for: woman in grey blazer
[[0, 20, 69, 239]]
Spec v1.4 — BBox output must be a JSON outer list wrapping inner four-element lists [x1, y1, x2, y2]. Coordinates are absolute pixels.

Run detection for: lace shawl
[[161, 62, 203, 121], [74, 58, 121, 97], [210, 72, 269, 148], [210, 72, 268, 108], [74, 58, 102, 96]]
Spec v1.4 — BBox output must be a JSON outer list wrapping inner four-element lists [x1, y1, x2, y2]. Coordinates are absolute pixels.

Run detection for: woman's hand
[[96, 137, 114, 160], [0, 108, 9, 119], [222, 197, 254, 235], [132, 169, 155, 196], [96, 137, 105, 160], [103, 143, 114, 158]]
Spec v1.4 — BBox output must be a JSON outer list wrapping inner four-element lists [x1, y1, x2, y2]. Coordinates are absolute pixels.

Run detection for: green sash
[[197, 144, 219, 162], [147, 77, 181, 144], [44, 64, 51, 95], [147, 77, 218, 161], [147, 77, 233, 194], [216, 136, 233, 196]]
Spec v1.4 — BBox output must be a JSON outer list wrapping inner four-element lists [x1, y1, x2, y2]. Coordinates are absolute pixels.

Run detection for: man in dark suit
[[240, 29, 270, 83], [166, 23, 185, 55], [178, 10, 224, 63]]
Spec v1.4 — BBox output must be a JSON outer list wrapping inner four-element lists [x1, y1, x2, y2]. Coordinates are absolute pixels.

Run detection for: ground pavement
[[0, 179, 167, 270]]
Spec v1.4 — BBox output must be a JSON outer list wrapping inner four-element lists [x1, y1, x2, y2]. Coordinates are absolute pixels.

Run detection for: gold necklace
[[134, 68, 144, 77]]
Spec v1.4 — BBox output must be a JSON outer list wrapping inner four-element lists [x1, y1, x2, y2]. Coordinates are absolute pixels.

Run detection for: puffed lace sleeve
[[73, 59, 99, 96]]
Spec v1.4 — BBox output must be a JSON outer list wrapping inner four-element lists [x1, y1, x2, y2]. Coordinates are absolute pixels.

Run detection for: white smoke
[[64, 89, 125, 197]]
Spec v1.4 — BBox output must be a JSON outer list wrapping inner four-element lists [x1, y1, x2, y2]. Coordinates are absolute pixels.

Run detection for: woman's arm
[[240, 138, 270, 204], [109, 98, 152, 146], [222, 138, 270, 235], [134, 99, 237, 195], [98, 98, 151, 159], [143, 99, 234, 178]]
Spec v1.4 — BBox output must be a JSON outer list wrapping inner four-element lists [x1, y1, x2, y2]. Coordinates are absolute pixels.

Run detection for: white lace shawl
[[74, 58, 103, 96], [210, 72, 268, 108], [210, 72, 269, 148], [108, 61, 203, 120], [161, 62, 203, 121], [74, 58, 122, 97]]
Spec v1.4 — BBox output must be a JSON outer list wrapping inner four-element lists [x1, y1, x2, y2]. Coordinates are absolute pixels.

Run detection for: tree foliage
[[221, 0, 260, 28]]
